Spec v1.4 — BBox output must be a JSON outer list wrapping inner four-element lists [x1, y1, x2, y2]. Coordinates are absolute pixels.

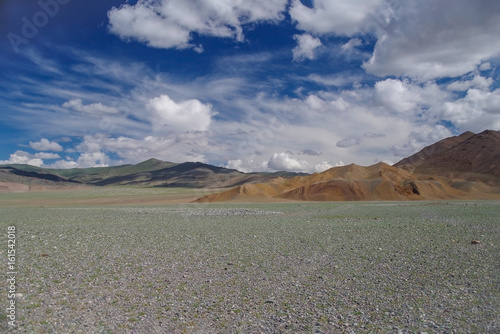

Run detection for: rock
[[470, 240, 481, 244]]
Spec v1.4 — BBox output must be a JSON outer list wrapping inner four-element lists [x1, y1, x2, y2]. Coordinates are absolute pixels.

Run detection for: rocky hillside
[[395, 130, 500, 185]]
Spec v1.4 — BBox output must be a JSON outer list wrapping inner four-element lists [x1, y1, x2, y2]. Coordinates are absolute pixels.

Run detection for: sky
[[0, 0, 499, 173]]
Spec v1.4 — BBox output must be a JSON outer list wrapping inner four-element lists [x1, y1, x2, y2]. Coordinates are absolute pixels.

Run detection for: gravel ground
[[1, 201, 499, 333]]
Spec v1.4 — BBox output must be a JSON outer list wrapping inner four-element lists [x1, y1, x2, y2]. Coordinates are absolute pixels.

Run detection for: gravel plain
[[1, 201, 499, 333]]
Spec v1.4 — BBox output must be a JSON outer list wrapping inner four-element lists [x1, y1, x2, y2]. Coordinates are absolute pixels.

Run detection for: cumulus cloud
[[267, 152, 308, 172], [0, 151, 43, 167], [303, 94, 328, 110], [292, 33, 322, 61], [226, 159, 251, 173], [33, 152, 61, 160], [147, 94, 215, 133], [72, 152, 110, 168], [50, 159, 78, 169], [374, 79, 447, 116], [108, 0, 287, 50], [374, 79, 423, 114], [363, 0, 500, 80], [29, 138, 63, 152], [440, 88, 500, 130], [289, 0, 384, 35], [313, 161, 333, 172], [62, 98, 120, 115], [50, 152, 111, 169], [447, 74, 493, 92]]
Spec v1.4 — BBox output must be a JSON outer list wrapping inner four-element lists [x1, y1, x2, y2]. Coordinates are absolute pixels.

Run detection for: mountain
[[0, 158, 304, 193], [195, 130, 500, 202], [395, 130, 500, 185], [194, 162, 497, 202]]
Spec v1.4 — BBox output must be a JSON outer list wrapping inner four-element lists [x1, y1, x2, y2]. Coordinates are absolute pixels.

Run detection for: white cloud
[[50, 153, 110, 169], [108, 0, 287, 50], [292, 33, 322, 61], [29, 138, 63, 152], [148, 94, 215, 133], [479, 62, 492, 71], [267, 152, 309, 172], [447, 75, 493, 92], [304, 94, 327, 110], [50, 159, 78, 169], [72, 152, 110, 168], [342, 38, 362, 52], [62, 98, 120, 115], [33, 152, 61, 160], [440, 88, 500, 131], [289, 0, 385, 35], [374, 79, 447, 117], [226, 159, 251, 173], [363, 1, 500, 80], [374, 79, 420, 114], [313, 161, 333, 173], [0, 151, 43, 167]]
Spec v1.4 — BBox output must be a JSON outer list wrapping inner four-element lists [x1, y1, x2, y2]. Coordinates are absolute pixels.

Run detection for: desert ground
[[1, 189, 499, 333]]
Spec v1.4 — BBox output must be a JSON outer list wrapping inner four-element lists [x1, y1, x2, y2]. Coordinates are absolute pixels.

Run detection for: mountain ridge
[[395, 130, 500, 185], [0, 159, 306, 193]]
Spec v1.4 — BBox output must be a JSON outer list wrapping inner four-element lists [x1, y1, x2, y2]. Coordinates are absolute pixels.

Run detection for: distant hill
[[0, 166, 87, 193], [195, 130, 500, 202]]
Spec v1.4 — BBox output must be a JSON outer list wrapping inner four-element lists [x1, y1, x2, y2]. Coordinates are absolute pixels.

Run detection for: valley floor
[[1, 201, 499, 333]]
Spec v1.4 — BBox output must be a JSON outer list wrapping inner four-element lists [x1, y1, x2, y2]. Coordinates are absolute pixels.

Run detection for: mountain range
[[1, 130, 499, 201], [0, 158, 304, 193], [195, 130, 500, 202]]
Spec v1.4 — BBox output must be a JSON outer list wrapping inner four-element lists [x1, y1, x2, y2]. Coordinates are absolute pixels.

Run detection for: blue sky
[[1, 0, 499, 172]]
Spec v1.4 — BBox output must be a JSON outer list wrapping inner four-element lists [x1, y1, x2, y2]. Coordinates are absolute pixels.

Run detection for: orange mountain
[[195, 130, 500, 203]]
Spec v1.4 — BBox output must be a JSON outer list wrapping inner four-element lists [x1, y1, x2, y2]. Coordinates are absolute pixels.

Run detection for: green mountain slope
[[0, 159, 306, 190], [48, 158, 178, 184]]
